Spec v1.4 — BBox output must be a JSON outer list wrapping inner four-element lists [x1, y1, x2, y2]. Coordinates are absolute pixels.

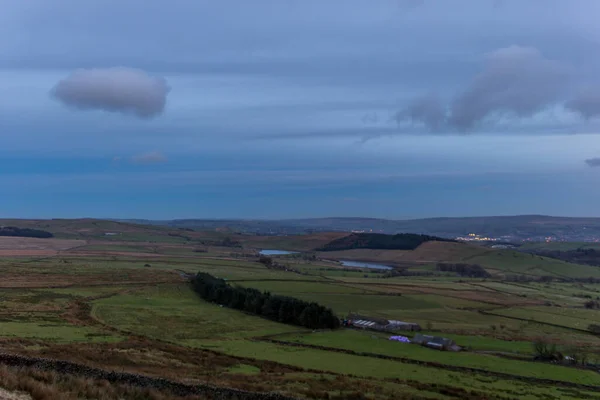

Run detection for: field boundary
[[478, 310, 597, 335], [253, 338, 600, 390]]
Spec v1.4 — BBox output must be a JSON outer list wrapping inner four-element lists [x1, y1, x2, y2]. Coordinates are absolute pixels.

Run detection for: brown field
[[239, 232, 347, 252], [0, 237, 85, 256]]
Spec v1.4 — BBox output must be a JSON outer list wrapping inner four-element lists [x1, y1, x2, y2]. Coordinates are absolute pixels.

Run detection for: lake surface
[[259, 249, 298, 255], [340, 260, 392, 270]]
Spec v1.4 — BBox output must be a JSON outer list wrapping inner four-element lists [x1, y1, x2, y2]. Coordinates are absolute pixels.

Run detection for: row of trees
[[533, 339, 599, 366], [191, 272, 340, 329], [0, 226, 53, 238], [436, 263, 491, 278]]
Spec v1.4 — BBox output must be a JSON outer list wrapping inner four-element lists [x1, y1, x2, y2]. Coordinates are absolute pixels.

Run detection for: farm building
[[386, 320, 421, 331], [411, 333, 461, 351], [346, 314, 421, 332]]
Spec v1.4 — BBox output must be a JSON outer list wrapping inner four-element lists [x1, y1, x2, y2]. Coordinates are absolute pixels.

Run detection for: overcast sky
[[1, 0, 600, 219]]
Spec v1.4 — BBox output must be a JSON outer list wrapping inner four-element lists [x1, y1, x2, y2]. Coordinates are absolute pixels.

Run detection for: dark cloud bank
[[50, 67, 170, 119]]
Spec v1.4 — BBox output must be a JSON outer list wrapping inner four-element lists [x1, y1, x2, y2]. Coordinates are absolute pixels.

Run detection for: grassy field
[[0, 223, 598, 399], [491, 306, 600, 331], [275, 330, 600, 384], [520, 242, 600, 251], [92, 284, 299, 345]]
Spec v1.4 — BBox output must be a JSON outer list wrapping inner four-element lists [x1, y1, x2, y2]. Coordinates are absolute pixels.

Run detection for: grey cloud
[[396, 46, 570, 131], [448, 46, 569, 130], [131, 151, 168, 164], [584, 157, 600, 167], [566, 89, 600, 120], [50, 67, 170, 119], [395, 93, 446, 131]]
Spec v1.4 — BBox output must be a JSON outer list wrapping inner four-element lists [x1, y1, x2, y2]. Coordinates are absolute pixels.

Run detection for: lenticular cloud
[[51, 67, 170, 119]]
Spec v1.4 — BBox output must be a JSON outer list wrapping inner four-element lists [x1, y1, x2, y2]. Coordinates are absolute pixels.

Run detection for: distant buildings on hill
[[455, 233, 498, 242]]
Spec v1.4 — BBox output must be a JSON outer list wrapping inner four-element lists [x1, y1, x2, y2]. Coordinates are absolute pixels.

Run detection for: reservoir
[[340, 260, 392, 270], [259, 249, 298, 255]]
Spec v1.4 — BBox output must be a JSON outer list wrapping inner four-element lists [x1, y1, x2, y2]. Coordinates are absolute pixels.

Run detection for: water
[[340, 260, 392, 270], [259, 249, 298, 256]]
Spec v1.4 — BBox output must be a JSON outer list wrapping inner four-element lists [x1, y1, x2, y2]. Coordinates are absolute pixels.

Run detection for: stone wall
[[0, 352, 297, 400]]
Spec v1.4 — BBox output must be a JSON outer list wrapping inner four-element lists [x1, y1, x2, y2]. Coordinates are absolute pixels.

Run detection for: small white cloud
[[51, 67, 170, 119], [131, 151, 168, 164]]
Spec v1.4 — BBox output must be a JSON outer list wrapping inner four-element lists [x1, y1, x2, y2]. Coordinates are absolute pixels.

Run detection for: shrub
[[532, 339, 560, 361], [589, 324, 600, 334], [584, 300, 600, 309]]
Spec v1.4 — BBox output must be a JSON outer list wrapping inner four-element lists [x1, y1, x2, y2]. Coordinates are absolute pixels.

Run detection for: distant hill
[[0, 219, 186, 242], [2, 215, 600, 243], [316, 233, 453, 251], [122, 215, 600, 241]]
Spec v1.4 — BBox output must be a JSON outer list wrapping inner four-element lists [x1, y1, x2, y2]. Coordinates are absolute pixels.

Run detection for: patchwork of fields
[[0, 226, 598, 399]]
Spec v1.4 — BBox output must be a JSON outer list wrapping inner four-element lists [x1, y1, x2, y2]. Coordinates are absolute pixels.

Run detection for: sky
[[2, 0, 600, 219]]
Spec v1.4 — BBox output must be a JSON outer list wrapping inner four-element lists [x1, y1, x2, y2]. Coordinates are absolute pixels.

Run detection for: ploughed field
[[0, 224, 598, 399]]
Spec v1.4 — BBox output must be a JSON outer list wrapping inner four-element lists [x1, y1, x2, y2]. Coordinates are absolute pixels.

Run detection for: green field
[[468, 250, 600, 278], [520, 242, 600, 251], [92, 284, 298, 345], [276, 330, 599, 384], [492, 306, 600, 331]]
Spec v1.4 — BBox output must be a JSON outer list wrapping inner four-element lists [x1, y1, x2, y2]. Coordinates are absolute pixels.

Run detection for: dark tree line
[[436, 263, 491, 278], [191, 272, 340, 329], [317, 232, 454, 252], [382, 269, 434, 278], [0, 226, 53, 238]]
